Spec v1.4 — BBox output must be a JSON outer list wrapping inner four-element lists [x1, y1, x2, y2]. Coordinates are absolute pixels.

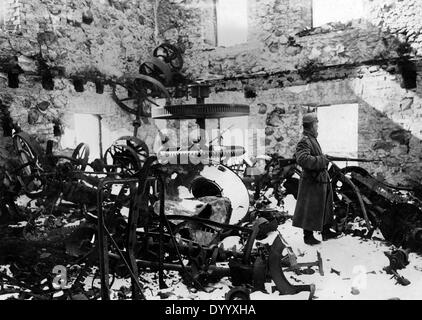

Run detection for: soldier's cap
[[302, 112, 318, 124]]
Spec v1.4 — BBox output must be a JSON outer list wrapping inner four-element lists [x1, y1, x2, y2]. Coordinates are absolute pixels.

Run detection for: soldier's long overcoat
[[292, 131, 334, 231]]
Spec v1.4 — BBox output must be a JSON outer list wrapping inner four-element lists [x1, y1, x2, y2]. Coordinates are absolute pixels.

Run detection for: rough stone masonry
[[0, 0, 422, 186], [181, 0, 422, 186]]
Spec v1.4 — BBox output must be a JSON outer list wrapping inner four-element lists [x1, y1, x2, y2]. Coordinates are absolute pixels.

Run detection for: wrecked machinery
[[0, 43, 321, 300], [4, 131, 318, 300], [330, 163, 422, 250], [249, 153, 422, 251], [2, 42, 421, 300]]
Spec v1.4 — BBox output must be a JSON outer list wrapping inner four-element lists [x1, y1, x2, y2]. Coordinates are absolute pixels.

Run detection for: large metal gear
[[151, 103, 250, 119]]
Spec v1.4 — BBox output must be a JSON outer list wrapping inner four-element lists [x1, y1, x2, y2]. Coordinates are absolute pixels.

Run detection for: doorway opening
[[74, 113, 102, 161]]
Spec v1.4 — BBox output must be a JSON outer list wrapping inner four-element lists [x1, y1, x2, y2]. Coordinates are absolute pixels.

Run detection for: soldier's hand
[[321, 155, 330, 168]]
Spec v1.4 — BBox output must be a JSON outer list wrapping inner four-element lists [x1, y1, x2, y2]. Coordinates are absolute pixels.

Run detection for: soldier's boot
[[304, 230, 321, 246]]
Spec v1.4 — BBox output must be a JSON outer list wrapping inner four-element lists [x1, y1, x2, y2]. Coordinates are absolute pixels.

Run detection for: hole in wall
[[216, 0, 248, 47], [7, 71, 19, 88], [53, 120, 62, 137], [398, 60, 417, 89], [0, 100, 14, 137], [317, 104, 359, 168], [7, 56, 22, 88], [72, 77, 85, 92], [95, 80, 104, 94], [73, 113, 102, 161], [312, 0, 365, 27], [46, 139, 54, 156], [41, 71, 54, 90], [243, 85, 257, 99], [38, 58, 55, 90]]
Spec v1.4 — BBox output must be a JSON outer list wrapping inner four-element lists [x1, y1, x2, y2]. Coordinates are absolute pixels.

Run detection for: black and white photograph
[[0, 0, 421, 306]]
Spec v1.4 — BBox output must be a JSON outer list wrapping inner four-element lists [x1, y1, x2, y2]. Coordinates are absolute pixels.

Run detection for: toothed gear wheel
[[151, 103, 250, 119]]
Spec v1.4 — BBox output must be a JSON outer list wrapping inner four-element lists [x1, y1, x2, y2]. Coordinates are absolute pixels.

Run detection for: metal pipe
[[98, 115, 103, 160], [158, 175, 165, 289], [96, 177, 140, 300], [97, 179, 110, 300]]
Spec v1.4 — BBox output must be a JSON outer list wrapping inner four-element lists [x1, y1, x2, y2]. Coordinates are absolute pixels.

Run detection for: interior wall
[[199, 63, 422, 186], [0, 0, 178, 161], [175, 0, 422, 186], [2, 78, 160, 158], [0, 0, 421, 187]]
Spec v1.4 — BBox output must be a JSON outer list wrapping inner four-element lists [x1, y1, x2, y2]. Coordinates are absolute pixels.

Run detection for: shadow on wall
[[349, 19, 422, 186], [264, 13, 422, 187], [355, 97, 422, 187], [293, 64, 422, 187]]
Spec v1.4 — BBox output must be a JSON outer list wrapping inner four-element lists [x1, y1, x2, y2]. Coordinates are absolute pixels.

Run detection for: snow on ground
[[101, 218, 422, 300], [3, 199, 422, 300], [272, 220, 422, 300]]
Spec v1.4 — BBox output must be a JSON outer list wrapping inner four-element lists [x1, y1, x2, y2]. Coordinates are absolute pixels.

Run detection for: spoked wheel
[[153, 43, 184, 71], [13, 132, 45, 170], [104, 144, 142, 177], [71, 143, 90, 171], [114, 136, 149, 168], [13, 133, 47, 197], [15, 150, 47, 198], [112, 75, 172, 116]]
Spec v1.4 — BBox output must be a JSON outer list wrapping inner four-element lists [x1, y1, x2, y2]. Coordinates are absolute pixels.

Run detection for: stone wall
[[8, 0, 159, 77], [0, 77, 161, 157], [247, 0, 312, 43], [0, 0, 180, 160], [180, 0, 422, 79], [1, 0, 21, 33], [176, 0, 422, 186], [368, 0, 422, 55], [196, 64, 422, 185], [1, 0, 422, 187]]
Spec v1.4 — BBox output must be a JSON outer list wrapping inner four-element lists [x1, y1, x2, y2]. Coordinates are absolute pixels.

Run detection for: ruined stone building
[[0, 0, 421, 187]]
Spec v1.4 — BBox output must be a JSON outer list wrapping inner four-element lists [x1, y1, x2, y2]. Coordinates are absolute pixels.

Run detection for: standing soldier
[[293, 113, 339, 245]]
